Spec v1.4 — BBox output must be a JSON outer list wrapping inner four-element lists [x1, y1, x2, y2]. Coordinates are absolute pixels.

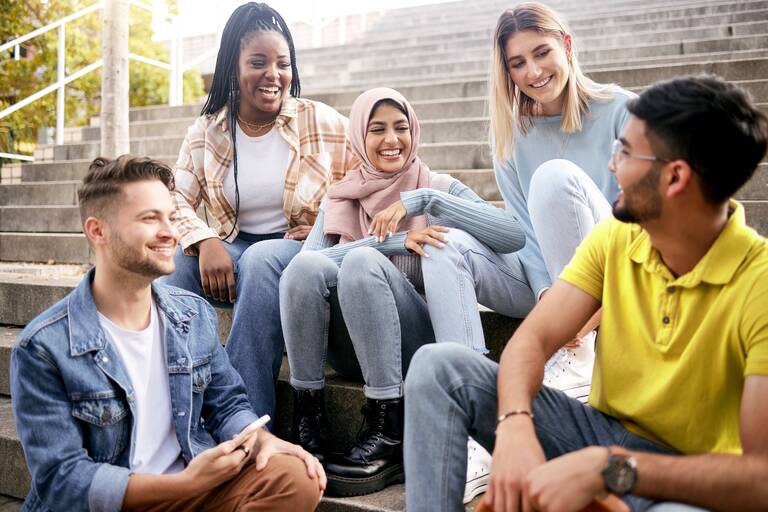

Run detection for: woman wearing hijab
[[278, 88, 526, 497]]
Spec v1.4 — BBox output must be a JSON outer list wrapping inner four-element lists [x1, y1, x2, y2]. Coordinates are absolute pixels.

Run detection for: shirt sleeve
[[558, 219, 611, 302], [400, 180, 525, 254], [494, 157, 552, 296], [10, 341, 130, 512], [172, 119, 219, 255]]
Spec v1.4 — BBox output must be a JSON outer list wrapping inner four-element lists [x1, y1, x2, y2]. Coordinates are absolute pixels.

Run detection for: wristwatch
[[601, 452, 637, 495]]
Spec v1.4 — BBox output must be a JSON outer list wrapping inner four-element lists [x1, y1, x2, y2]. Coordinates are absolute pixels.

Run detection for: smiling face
[[103, 180, 179, 279], [237, 31, 292, 122], [504, 30, 571, 115], [609, 116, 664, 224], [364, 102, 412, 173]]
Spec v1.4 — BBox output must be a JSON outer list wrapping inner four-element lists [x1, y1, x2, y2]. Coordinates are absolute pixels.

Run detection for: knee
[[238, 239, 300, 277], [405, 343, 471, 395], [250, 454, 321, 509], [422, 227, 474, 263], [338, 246, 387, 287], [281, 251, 333, 294], [529, 159, 587, 210]]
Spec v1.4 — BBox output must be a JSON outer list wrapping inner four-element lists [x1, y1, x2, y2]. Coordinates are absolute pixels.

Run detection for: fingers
[[226, 269, 237, 303], [405, 226, 450, 257], [285, 226, 312, 241], [316, 458, 327, 491]]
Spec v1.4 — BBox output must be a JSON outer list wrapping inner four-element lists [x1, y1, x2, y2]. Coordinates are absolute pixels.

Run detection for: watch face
[[603, 455, 637, 494]]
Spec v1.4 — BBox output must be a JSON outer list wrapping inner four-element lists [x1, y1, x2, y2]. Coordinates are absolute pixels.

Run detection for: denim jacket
[[10, 269, 259, 512]]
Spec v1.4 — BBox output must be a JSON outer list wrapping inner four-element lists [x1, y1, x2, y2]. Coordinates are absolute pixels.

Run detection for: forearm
[[319, 232, 409, 266], [630, 450, 768, 511], [122, 473, 195, 509], [401, 188, 525, 253], [497, 334, 548, 414]]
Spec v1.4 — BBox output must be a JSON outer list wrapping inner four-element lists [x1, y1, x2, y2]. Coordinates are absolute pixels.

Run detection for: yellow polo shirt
[[560, 201, 768, 454]]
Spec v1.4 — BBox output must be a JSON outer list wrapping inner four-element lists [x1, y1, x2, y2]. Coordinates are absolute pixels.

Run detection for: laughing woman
[[161, 2, 355, 424], [420, 2, 635, 400], [279, 88, 525, 497]]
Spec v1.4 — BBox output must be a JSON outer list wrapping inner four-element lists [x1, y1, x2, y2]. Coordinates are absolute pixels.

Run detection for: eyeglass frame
[[611, 139, 670, 168]]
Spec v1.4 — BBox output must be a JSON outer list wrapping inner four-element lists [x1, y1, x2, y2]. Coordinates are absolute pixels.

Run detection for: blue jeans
[[280, 247, 435, 399], [160, 233, 301, 424], [404, 344, 708, 512]]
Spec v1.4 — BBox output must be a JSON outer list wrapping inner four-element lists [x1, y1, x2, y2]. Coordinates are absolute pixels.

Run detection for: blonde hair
[[489, 2, 615, 160]]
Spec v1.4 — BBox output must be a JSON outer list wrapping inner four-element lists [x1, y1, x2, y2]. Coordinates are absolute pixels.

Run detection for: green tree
[[0, 0, 203, 159]]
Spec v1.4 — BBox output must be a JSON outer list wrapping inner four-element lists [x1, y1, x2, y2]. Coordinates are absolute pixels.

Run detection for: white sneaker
[[543, 331, 596, 403], [464, 437, 492, 504]]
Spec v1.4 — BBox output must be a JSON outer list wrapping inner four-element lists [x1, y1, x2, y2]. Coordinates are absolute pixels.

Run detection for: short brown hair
[[77, 155, 175, 223]]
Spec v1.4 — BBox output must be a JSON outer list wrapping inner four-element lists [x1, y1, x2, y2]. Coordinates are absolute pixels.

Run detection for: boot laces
[[352, 402, 386, 456]]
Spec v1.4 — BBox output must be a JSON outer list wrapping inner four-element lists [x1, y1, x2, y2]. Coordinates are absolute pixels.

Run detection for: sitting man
[[11, 156, 324, 512], [403, 75, 768, 512]]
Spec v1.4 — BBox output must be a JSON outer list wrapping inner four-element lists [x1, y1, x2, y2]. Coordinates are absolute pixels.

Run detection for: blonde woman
[[421, 2, 634, 399]]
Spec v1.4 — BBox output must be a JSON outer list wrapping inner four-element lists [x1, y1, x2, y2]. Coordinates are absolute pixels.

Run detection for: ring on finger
[[239, 445, 250, 457]]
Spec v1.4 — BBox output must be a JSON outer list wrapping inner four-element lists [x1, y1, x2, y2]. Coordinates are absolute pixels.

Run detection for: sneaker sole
[[560, 383, 591, 403], [325, 463, 405, 497], [463, 474, 490, 504]]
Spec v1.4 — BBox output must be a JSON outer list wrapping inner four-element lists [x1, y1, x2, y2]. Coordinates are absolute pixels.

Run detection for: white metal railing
[[0, 0, 217, 162]]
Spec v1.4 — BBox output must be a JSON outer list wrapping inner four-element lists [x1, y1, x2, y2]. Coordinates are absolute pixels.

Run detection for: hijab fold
[[324, 88, 430, 243]]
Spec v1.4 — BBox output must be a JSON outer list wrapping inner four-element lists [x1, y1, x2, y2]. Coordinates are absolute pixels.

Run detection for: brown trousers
[[130, 454, 321, 512]]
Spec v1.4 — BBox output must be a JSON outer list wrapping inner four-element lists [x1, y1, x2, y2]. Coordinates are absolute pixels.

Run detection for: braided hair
[[200, 2, 301, 239]]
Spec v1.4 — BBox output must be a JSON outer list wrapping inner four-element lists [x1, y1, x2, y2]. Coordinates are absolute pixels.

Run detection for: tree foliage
[[0, 0, 204, 157]]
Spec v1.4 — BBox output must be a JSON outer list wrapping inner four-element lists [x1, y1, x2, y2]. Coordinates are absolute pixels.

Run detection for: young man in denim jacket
[[10, 156, 325, 512]]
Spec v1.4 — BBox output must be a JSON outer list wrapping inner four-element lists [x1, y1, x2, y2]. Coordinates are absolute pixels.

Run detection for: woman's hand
[[285, 225, 313, 241], [370, 200, 407, 243], [196, 238, 236, 303], [405, 226, 449, 257]]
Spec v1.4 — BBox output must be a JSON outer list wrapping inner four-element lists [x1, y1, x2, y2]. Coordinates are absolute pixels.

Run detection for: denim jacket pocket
[[70, 393, 130, 463], [191, 357, 212, 393]]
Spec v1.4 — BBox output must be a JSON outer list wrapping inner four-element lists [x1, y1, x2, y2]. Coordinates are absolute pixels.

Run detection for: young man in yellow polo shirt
[[403, 75, 768, 512]]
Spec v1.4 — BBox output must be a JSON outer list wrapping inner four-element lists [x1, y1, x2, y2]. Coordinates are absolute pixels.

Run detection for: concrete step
[[334, 0, 768, 49], [0, 233, 90, 265], [0, 495, 20, 511], [0, 206, 81, 233], [0, 181, 79, 206], [304, 23, 768, 73]]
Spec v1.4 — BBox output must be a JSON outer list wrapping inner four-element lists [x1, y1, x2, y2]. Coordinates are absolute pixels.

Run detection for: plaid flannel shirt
[[172, 97, 357, 255]]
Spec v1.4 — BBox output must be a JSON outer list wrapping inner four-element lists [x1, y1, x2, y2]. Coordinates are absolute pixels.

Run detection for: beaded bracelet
[[496, 409, 534, 426]]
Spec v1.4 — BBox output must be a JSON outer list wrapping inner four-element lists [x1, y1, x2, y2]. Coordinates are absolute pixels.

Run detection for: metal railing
[[0, 0, 218, 162]]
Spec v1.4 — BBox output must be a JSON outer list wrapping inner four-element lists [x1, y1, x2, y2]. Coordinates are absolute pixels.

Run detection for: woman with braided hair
[[162, 2, 355, 425]]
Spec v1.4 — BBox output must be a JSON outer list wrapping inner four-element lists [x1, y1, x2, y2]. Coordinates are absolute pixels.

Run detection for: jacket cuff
[[218, 409, 261, 441], [88, 463, 131, 512]]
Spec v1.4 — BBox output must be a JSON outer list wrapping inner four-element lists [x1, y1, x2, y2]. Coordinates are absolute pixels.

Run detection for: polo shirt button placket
[[662, 316, 671, 325]]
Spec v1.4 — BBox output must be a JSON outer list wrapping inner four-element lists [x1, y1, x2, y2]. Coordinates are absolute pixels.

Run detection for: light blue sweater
[[494, 87, 636, 297]]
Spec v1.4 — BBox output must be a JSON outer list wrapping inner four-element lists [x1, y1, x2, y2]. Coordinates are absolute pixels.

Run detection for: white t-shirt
[[223, 123, 291, 234], [98, 300, 185, 475]]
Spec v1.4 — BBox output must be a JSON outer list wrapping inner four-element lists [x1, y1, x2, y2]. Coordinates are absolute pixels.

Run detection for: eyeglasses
[[611, 139, 668, 168]]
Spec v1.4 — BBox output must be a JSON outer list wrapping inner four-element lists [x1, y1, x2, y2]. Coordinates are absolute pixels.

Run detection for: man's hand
[[484, 417, 546, 512], [253, 430, 327, 493], [179, 439, 252, 494], [369, 199, 407, 242], [526, 447, 608, 512], [197, 238, 236, 303], [285, 225, 313, 241]]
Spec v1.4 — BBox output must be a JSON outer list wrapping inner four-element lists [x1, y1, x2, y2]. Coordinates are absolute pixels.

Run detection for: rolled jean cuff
[[290, 376, 325, 391], [363, 382, 404, 400]]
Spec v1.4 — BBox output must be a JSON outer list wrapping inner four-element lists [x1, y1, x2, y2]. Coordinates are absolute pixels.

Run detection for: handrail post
[[169, 35, 177, 106], [175, 36, 183, 105], [101, 0, 130, 157], [56, 24, 66, 145]]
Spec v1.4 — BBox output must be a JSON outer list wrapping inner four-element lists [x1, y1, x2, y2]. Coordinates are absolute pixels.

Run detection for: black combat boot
[[325, 397, 404, 496], [292, 388, 330, 463]]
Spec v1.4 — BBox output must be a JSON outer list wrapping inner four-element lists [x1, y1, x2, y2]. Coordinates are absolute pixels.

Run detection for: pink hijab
[[323, 88, 431, 243]]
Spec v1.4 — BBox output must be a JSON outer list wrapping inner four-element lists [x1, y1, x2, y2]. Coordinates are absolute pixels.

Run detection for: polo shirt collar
[[628, 200, 754, 287]]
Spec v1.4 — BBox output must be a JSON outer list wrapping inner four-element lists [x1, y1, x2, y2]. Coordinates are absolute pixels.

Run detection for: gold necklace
[[237, 115, 277, 131]]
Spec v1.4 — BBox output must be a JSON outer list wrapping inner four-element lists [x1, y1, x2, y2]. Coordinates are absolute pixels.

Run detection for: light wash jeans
[[421, 160, 612, 347], [160, 233, 301, 425], [403, 344, 709, 512], [280, 247, 435, 399]]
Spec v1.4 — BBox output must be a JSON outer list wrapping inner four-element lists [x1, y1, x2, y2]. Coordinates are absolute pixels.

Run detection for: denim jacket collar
[[67, 267, 198, 357]]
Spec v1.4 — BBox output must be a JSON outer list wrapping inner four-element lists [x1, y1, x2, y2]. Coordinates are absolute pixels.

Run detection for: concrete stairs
[[1, 0, 767, 509]]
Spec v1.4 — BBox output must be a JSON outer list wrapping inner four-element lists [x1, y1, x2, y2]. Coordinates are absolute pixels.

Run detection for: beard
[[612, 164, 663, 224], [109, 230, 175, 279]]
